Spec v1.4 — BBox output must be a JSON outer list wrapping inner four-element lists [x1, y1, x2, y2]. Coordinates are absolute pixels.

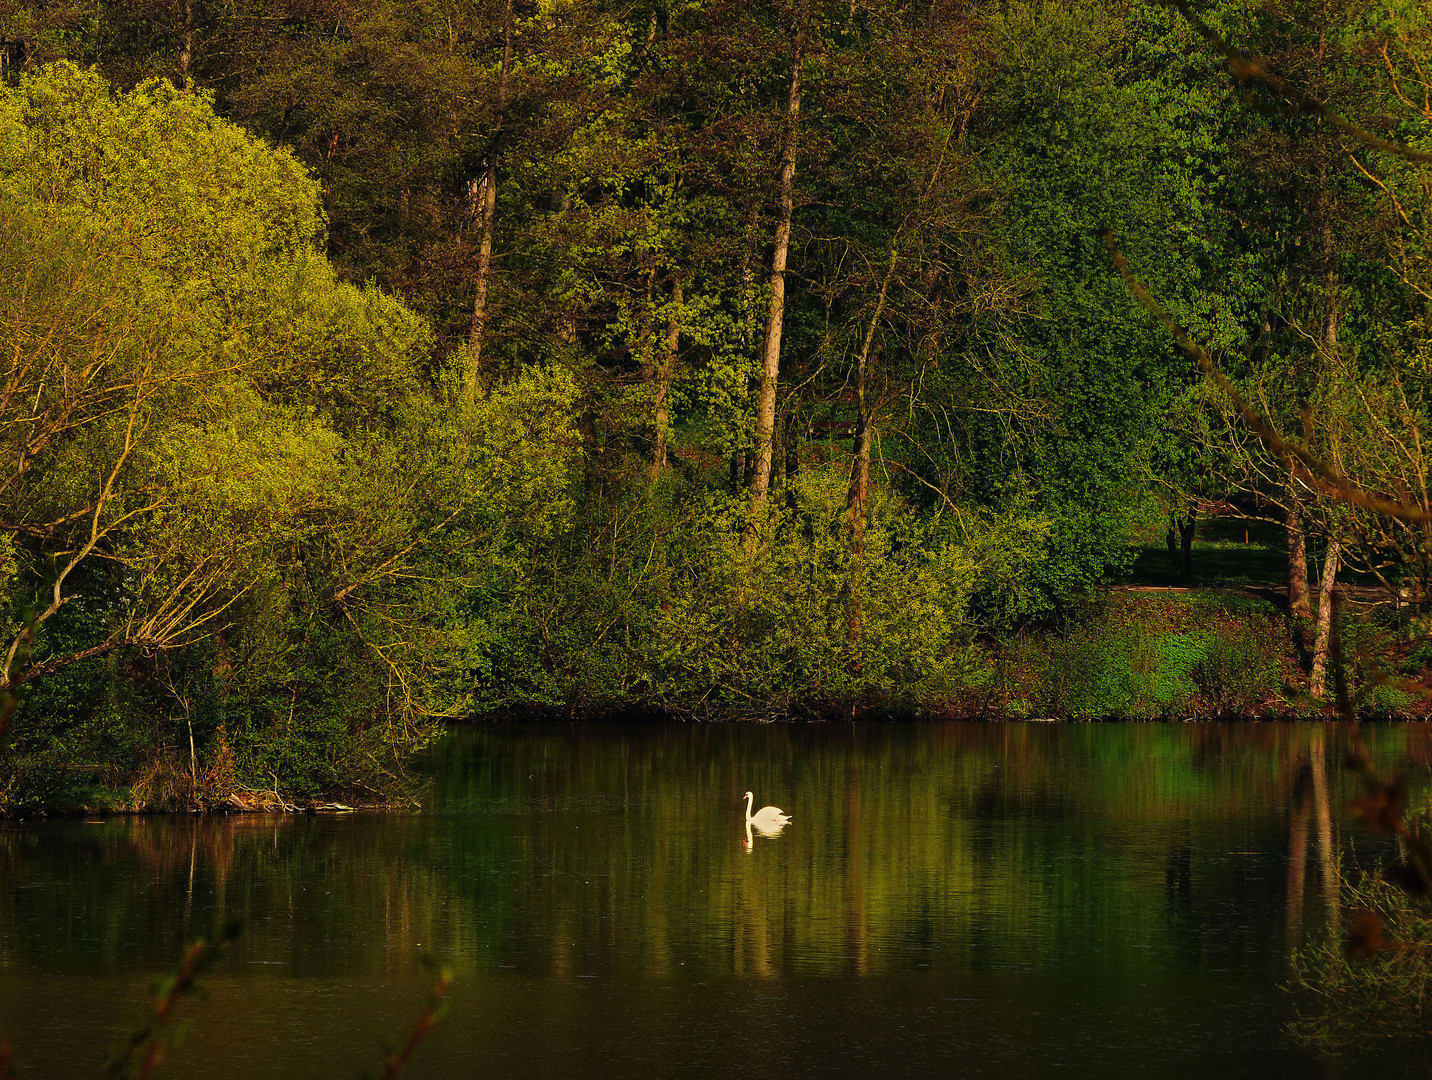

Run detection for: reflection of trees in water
[[846, 756, 867, 977], [0, 817, 472, 975], [0, 723, 1410, 982], [428, 723, 1390, 979], [1286, 727, 1339, 955]]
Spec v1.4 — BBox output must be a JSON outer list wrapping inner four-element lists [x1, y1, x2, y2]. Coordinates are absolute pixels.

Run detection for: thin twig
[[378, 968, 453, 1080]]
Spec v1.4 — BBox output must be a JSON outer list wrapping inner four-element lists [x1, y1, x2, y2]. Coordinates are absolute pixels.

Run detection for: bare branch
[[1166, 0, 1432, 164], [1100, 227, 1431, 524]]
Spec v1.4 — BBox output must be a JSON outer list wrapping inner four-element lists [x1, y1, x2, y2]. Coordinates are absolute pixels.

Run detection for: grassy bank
[[988, 589, 1424, 722]]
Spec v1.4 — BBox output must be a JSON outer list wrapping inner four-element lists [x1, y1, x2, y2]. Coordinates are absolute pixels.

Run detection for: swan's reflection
[[742, 818, 791, 849], [742, 791, 791, 849]]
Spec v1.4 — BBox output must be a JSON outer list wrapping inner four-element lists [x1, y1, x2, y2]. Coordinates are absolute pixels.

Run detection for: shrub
[[1193, 622, 1278, 715], [1021, 594, 1284, 719], [1288, 871, 1432, 1054], [487, 463, 1006, 719], [1034, 622, 1204, 719], [1343, 617, 1418, 716]]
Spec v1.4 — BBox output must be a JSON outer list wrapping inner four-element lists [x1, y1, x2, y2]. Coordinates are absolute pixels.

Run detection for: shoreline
[[7, 586, 1427, 817]]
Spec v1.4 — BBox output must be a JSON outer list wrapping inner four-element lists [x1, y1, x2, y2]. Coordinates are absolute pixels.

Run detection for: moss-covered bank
[[988, 590, 1421, 721]]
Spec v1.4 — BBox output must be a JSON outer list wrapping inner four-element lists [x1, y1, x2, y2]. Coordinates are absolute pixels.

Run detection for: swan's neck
[[744, 792, 754, 821]]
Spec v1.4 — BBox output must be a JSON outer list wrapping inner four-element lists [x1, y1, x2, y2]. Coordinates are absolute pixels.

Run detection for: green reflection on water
[[0, 722, 1423, 1079], [423, 722, 1378, 979]]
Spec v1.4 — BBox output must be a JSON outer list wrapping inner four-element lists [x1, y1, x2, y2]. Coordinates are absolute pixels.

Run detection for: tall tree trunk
[[466, 0, 514, 398], [651, 277, 681, 481], [1286, 495, 1312, 619], [749, 26, 805, 509], [177, 0, 194, 87], [1303, 217, 1339, 693], [1310, 536, 1341, 699], [846, 247, 898, 656], [845, 248, 898, 524], [1166, 504, 1196, 581]]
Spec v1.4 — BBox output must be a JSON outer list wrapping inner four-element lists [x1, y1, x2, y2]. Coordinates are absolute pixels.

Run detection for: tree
[[0, 64, 580, 808]]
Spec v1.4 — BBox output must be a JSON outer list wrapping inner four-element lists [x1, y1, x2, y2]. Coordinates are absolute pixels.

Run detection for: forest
[[2, 0, 1431, 810]]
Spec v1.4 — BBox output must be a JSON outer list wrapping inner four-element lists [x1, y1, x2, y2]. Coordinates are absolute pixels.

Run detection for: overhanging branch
[[1100, 227, 1431, 524]]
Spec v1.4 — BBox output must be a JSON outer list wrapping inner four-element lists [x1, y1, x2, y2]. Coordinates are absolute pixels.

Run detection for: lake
[[0, 721, 1425, 1078]]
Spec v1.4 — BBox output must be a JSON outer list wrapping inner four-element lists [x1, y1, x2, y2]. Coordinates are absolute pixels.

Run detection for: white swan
[[744, 791, 791, 837]]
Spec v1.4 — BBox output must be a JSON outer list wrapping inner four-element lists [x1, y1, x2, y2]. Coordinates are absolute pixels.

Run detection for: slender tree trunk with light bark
[[846, 247, 898, 656], [845, 249, 898, 525], [467, 0, 514, 398], [1304, 208, 1342, 695], [1310, 536, 1340, 699], [177, 0, 194, 87], [651, 278, 681, 482], [749, 26, 805, 510], [1287, 496, 1312, 619]]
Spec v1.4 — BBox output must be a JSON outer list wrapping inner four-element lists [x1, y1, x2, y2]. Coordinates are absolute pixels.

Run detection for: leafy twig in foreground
[[107, 922, 241, 1080], [1163, 0, 1432, 166], [375, 964, 453, 1080]]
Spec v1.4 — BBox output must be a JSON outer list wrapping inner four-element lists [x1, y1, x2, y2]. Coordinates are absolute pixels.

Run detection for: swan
[[744, 791, 791, 836]]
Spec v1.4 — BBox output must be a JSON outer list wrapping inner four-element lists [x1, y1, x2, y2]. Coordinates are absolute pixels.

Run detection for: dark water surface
[[2, 722, 1429, 1078]]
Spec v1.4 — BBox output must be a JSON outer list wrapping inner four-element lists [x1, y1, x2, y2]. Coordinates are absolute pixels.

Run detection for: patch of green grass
[[1035, 623, 1205, 718], [1121, 542, 1287, 587], [1021, 591, 1283, 718]]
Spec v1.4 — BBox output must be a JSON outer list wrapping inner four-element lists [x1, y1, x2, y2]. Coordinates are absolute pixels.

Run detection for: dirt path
[[1111, 582, 1399, 611]]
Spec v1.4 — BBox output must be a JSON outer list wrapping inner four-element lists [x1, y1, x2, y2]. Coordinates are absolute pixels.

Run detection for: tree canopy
[[4, 0, 1432, 806]]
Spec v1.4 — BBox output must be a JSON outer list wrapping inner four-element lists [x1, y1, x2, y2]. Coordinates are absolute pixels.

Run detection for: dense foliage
[[3, 0, 1432, 806], [0, 65, 578, 809]]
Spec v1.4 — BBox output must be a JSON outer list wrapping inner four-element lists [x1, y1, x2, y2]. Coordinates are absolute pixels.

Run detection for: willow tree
[[0, 64, 579, 810]]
